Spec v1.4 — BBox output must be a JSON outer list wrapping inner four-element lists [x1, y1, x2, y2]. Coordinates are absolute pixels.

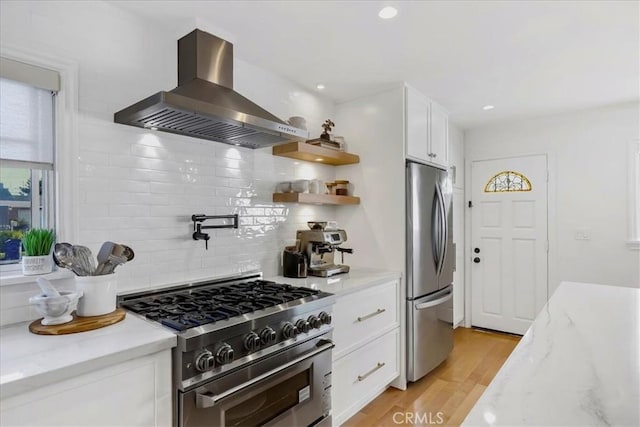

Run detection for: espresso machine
[[296, 225, 352, 277]]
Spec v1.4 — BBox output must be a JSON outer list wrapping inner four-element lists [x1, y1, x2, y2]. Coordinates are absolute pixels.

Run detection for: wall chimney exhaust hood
[[114, 29, 309, 148]]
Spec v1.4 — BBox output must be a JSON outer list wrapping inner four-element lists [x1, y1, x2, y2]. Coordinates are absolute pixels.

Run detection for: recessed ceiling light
[[483, 105, 495, 111], [316, 84, 325, 90], [378, 6, 398, 19]]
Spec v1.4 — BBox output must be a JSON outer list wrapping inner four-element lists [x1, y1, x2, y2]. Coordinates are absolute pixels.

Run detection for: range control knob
[[282, 322, 298, 339], [308, 315, 322, 329], [319, 311, 332, 325], [215, 343, 234, 365], [195, 349, 215, 372], [259, 326, 277, 345], [244, 332, 261, 352], [296, 319, 311, 334]]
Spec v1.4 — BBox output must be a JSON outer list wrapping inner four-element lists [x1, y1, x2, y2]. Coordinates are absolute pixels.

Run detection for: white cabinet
[[405, 86, 449, 169], [430, 102, 449, 166], [332, 280, 401, 426], [0, 350, 172, 427]]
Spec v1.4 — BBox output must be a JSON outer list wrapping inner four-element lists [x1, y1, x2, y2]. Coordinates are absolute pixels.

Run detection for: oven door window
[[225, 370, 310, 427]]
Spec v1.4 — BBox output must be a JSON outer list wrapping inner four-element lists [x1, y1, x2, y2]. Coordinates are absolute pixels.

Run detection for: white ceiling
[[114, 0, 639, 130]]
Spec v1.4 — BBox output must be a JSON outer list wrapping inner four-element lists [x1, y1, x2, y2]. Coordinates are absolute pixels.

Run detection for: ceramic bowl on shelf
[[291, 179, 309, 193], [276, 181, 292, 193], [29, 290, 82, 325]]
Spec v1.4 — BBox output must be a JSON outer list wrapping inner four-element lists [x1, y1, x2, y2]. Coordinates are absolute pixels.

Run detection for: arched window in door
[[484, 170, 532, 192]]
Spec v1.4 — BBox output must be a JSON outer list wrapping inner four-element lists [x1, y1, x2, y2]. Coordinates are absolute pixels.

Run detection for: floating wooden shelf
[[273, 193, 360, 205], [272, 141, 360, 166]]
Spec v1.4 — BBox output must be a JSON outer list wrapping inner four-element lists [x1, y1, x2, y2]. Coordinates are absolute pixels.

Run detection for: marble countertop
[[266, 267, 401, 296], [462, 281, 639, 426], [0, 313, 176, 399]]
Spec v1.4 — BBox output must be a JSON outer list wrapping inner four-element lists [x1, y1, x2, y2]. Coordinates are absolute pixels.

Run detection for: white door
[[471, 155, 548, 334]]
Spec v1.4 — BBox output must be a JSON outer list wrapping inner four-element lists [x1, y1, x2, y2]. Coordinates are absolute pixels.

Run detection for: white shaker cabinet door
[[0, 350, 172, 427], [405, 86, 430, 163], [430, 102, 449, 168]]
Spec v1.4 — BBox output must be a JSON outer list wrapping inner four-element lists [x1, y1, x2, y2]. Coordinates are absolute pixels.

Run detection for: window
[[484, 170, 532, 193], [0, 58, 59, 265]]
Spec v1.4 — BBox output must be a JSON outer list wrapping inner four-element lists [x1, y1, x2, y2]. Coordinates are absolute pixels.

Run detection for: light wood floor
[[342, 327, 521, 427]]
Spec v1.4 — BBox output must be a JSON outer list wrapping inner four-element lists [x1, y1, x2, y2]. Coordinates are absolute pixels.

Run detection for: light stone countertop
[[0, 313, 176, 399], [0, 268, 399, 400], [462, 281, 640, 426], [266, 267, 402, 296]]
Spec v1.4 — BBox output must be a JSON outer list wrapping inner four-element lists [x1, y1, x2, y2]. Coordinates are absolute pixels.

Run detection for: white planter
[[75, 273, 118, 317], [21, 255, 54, 276]]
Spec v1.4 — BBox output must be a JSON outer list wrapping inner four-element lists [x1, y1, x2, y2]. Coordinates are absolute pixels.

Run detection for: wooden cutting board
[[29, 308, 126, 335]]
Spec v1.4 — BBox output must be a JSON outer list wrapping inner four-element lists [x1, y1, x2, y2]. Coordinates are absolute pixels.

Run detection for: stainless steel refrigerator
[[406, 161, 455, 382]]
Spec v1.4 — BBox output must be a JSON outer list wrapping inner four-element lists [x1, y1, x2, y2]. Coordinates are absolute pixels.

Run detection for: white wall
[[0, 0, 336, 325], [449, 124, 465, 326], [465, 102, 640, 293]]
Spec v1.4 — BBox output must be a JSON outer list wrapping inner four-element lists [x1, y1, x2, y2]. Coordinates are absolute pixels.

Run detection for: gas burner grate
[[121, 279, 320, 331]]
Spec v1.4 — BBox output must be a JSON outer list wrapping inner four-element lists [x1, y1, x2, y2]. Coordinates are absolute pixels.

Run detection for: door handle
[[195, 340, 334, 408], [473, 257, 481, 263], [474, 248, 480, 253], [415, 290, 453, 310]]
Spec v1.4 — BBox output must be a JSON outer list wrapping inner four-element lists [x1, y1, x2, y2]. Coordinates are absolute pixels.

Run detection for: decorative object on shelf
[[320, 119, 335, 140], [307, 138, 341, 150], [291, 179, 310, 193], [309, 179, 323, 194], [287, 116, 307, 130], [273, 141, 359, 165], [335, 180, 350, 196], [325, 181, 336, 194], [332, 136, 346, 151], [21, 228, 55, 276], [191, 214, 239, 250], [276, 181, 293, 193]]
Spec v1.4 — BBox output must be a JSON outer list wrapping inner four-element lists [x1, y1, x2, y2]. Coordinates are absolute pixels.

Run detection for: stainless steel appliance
[[296, 228, 351, 277], [114, 29, 309, 148], [119, 273, 334, 427], [406, 161, 455, 382]]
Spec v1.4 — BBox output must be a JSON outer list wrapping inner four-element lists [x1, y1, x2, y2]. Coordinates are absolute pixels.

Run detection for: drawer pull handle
[[356, 308, 385, 322], [357, 362, 385, 381]]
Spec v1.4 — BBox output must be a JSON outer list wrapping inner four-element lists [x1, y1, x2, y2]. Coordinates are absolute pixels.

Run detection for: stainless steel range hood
[[114, 29, 309, 148]]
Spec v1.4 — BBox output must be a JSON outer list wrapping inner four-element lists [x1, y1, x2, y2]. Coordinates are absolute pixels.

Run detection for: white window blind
[[0, 77, 55, 166]]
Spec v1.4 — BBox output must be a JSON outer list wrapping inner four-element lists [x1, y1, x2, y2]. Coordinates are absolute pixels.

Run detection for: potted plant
[[21, 229, 55, 275], [0, 230, 23, 264]]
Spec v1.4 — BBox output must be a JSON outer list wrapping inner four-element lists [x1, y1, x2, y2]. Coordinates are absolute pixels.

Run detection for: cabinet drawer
[[332, 329, 399, 424], [333, 280, 398, 358]]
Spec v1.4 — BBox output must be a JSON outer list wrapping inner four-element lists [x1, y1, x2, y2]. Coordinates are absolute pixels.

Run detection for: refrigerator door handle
[[439, 181, 449, 276], [415, 289, 453, 310], [431, 189, 441, 271], [435, 182, 446, 276]]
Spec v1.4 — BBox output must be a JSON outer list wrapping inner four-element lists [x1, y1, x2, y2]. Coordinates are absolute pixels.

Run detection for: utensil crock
[[75, 273, 118, 316]]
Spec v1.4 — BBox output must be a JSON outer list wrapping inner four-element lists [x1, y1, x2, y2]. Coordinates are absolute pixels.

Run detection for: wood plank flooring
[[342, 327, 521, 427]]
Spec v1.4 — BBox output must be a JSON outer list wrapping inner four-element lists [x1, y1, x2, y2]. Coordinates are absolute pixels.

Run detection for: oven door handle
[[195, 339, 335, 409]]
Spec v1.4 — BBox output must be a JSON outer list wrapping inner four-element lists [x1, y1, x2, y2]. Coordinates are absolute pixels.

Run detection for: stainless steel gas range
[[118, 273, 335, 427]]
